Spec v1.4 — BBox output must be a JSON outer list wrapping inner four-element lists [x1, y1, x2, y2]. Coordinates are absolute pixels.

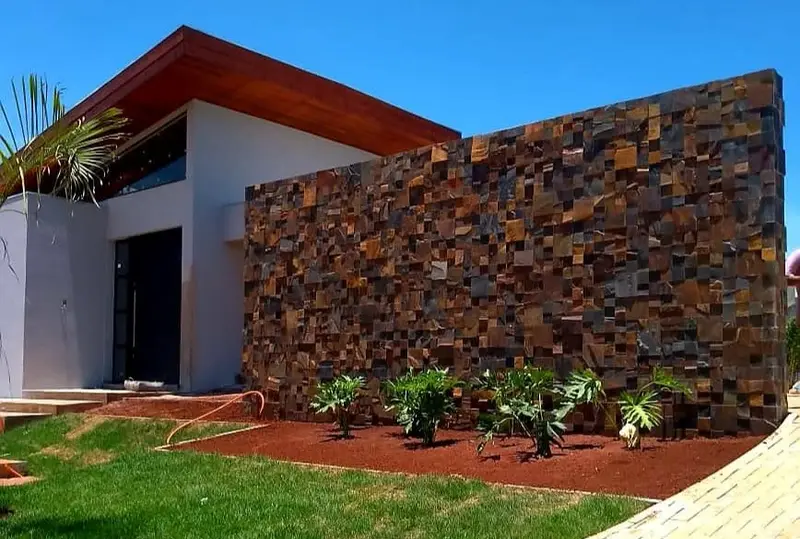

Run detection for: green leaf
[[0, 74, 129, 210], [619, 390, 662, 431], [651, 367, 693, 398], [563, 369, 605, 406]]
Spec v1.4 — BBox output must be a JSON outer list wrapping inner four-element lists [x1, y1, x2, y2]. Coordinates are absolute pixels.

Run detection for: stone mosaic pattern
[[243, 70, 786, 436]]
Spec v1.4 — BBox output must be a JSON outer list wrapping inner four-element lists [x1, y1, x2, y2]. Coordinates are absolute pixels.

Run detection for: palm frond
[[0, 75, 128, 208]]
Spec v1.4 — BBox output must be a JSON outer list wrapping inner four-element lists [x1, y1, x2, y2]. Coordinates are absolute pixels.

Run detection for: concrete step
[[22, 389, 163, 404], [0, 459, 27, 478], [0, 412, 51, 432], [0, 399, 100, 415], [789, 393, 800, 412]]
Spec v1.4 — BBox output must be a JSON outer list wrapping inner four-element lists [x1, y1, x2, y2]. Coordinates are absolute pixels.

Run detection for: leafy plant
[[383, 367, 458, 446], [477, 366, 598, 458], [618, 367, 692, 445], [310, 375, 364, 438], [787, 318, 800, 384], [619, 390, 662, 431], [0, 75, 128, 208], [563, 368, 614, 433]]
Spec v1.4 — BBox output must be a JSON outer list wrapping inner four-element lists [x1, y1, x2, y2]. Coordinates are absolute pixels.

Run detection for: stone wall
[[243, 69, 786, 436]]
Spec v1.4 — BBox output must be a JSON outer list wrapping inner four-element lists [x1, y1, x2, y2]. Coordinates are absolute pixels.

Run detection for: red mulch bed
[[88, 396, 266, 423], [175, 421, 764, 500]]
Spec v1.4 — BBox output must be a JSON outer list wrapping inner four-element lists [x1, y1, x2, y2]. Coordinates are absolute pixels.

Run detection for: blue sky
[[3, 0, 797, 249]]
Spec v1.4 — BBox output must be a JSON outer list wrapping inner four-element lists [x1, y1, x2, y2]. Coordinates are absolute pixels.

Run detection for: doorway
[[112, 228, 182, 384]]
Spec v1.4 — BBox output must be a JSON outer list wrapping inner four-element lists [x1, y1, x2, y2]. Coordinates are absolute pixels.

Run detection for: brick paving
[[590, 412, 800, 538]]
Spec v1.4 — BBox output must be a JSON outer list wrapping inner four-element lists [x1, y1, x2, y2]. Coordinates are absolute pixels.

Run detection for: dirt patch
[[66, 416, 108, 440], [81, 450, 114, 466], [359, 483, 407, 502], [38, 446, 77, 460], [37, 446, 114, 466], [436, 495, 481, 518], [175, 421, 764, 500], [88, 395, 266, 423]]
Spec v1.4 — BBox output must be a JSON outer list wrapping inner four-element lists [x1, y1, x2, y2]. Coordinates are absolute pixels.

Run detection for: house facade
[[0, 26, 458, 397]]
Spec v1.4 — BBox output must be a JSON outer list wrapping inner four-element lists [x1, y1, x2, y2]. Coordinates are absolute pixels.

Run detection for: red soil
[[176, 421, 764, 500], [88, 396, 266, 423]]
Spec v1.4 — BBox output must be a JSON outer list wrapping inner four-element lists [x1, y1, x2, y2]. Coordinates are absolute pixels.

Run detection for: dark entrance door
[[112, 228, 181, 384]]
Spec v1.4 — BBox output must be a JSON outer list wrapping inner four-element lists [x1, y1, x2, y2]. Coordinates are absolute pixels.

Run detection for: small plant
[[477, 366, 599, 459], [383, 367, 458, 446], [787, 318, 800, 384], [310, 374, 364, 438], [618, 367, 692, 449]]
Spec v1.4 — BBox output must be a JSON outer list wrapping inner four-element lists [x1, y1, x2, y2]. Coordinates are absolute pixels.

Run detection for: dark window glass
[[107, 115, 187, 197]]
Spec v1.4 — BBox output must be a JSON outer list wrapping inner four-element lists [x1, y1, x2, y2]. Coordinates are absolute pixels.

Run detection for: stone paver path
[[591, 412, 800, 538]]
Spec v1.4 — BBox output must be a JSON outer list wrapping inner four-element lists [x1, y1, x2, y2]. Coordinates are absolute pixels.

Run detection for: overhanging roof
[[63, 26, 460, 155]]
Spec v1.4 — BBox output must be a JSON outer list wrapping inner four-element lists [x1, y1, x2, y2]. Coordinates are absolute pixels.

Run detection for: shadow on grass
[[0, 515, 144, 537]]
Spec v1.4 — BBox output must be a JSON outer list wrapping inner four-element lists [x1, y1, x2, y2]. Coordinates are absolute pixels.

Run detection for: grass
[[0, 415, 647, 538]]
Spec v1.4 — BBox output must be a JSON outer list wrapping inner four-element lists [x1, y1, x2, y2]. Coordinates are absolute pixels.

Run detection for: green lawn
[[0, 415, 646, 538]]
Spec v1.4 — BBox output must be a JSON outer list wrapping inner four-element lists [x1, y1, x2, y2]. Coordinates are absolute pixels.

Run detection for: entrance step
[[0, 412, 51, 432], [0, 459, 27, 479], [0, 399, 100, 415], [22, 388, 166, 405], [102, 383, 178, 393]]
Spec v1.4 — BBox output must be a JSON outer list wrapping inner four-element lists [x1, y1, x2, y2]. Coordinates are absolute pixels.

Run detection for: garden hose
[[164, 390, 265, 446]]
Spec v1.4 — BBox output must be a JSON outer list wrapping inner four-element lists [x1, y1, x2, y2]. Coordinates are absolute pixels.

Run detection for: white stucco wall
[[0, 103, 377, 396], [21, 195, 111, 390], [105, 179, 191, 241], [104, 179, 194, 387], [186, 100, 376, 391], [0, 196, 29, 397]]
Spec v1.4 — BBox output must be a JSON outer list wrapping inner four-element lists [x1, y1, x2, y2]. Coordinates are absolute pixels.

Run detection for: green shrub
[[383, 367, 458, 446], [787, 318, 800, 383], [310, 374, 364, 438], [618, 367, 692, 441], [477, 366, 600, 458]]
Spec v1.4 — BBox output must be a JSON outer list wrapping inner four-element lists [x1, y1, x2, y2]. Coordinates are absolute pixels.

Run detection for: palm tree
[[0, 74, 128, 210]]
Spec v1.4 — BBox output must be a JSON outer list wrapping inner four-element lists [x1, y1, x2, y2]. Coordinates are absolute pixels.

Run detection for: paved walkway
[[591, 411, 800, 538]]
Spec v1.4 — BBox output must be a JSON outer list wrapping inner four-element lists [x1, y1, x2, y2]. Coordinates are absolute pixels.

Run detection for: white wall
[[0, 196, 29, 397], [105, 179, 191, 241], [104, 179, 194, 388], [186, 100, 376, 391], [21, 195, 111, 390]]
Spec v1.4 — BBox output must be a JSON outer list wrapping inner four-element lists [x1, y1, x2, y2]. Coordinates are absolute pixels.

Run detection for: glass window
[[106, 115, 187, 197]]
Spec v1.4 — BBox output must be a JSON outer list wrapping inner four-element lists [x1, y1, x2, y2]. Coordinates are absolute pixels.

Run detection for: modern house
[[0, 26, 459, 397]]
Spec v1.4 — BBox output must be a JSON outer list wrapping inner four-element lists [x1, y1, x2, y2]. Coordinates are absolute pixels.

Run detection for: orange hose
[[165, 390, 265, 446]]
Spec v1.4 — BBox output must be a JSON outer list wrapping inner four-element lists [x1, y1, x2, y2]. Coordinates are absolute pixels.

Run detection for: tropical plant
[[477, 366, 599, 458], [383, 367, 458, 446], [618, 366, 692, 447], [787, 318, 800, 384], [563, 368, 616, 433], [310, 374, 364, 438], [619, 389, 663, 432], [0, 75, 128, 210]]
